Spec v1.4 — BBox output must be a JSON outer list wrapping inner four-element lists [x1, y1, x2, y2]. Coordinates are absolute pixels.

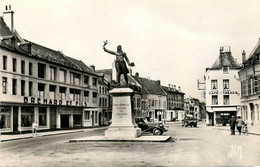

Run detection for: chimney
[[174, 85, 176, 90], [90, 65, 95, 71], [168, 84, 171, 90], [135, 72, 139, 77], [157, 80, 161, 85], [242, 50, 246, 63], [3, 5, 14, 31], [178, 86, 181, 91]]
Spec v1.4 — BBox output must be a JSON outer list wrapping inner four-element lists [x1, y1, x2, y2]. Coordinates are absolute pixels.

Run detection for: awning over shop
[[212, 107, 237, 112]]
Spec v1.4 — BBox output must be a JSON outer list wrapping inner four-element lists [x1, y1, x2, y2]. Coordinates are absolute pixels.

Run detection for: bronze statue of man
[[103, 41, 134, 85]]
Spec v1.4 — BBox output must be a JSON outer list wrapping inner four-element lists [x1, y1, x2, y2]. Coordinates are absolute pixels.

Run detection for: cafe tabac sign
[[209, 91, 238, 95]]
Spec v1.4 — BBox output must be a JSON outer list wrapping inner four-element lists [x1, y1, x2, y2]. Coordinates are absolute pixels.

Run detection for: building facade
[[239, 38, 260, 127], [204, 46, 242, 126], [0, 15, 101, 132], [162, 84, 185, 121]]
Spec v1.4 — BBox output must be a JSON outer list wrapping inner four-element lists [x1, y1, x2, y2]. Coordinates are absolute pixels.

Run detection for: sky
[[1, 0, 260, 101]]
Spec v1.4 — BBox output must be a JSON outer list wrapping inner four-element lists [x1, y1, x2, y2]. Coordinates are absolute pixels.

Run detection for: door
[[50, 107, 56, 129], [60, 115, 70, 128], [13, 106, 18, 131], [92, 111, 94, 126], [98, 112, 102, 126]]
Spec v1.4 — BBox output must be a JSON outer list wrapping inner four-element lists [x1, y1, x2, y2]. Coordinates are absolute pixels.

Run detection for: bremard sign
[[23, 97, 87, 106]]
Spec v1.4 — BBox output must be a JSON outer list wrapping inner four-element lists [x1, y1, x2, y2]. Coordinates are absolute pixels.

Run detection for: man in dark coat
[[103, 41, 134, 86], [230, 115, 236, 135]]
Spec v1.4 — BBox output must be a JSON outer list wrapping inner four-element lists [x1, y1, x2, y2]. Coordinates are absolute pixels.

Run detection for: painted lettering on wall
[[209, 91, 238, 95], [24, 97, 87, 107]]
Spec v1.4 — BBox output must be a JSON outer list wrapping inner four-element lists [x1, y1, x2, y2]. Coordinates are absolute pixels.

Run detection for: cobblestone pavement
[[0, 122, 259, 167]]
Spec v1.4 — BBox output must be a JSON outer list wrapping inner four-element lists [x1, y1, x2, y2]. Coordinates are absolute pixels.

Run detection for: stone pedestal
[[105, 87, 141, 138]]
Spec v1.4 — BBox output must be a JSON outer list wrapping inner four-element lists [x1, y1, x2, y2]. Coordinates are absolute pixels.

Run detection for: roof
[[245, 39, 260, 62], [66, 56, 98, 76], [0, 16, 97, 74], [210, 48, 241, 70], [161, 85, 185, 95], [132, 75, 166, 96]]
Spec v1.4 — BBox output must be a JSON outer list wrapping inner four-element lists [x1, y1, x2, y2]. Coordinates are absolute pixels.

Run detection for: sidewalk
[[0, 127, 108, 142], [213, 125, 260, 136]]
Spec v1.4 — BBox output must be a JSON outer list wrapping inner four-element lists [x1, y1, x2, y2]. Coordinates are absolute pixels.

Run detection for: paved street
[[0, 122, 260, 167]]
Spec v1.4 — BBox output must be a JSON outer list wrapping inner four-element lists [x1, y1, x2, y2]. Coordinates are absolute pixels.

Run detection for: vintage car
[[182, 115, 198, 127], [135, 117, 167, 135]]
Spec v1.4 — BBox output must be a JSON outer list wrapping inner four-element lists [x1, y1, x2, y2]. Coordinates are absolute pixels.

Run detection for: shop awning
[[212, 107, 237, 112]]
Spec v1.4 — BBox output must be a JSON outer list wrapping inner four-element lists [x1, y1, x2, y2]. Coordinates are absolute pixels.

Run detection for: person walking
[[236, 116, 244, 135], [32, 121, 38, 137], [230, 115, 236, 135]]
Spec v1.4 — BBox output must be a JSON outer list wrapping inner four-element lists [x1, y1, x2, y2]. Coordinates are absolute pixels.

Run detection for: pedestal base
[[105, 126, 142, 138]]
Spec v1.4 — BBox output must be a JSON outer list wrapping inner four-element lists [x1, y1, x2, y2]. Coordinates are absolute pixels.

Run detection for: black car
[[135, 117, 167, 135], [182, 115, 197, 127]]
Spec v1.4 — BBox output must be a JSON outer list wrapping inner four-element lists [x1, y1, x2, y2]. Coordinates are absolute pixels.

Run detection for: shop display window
[[39, 107, 47, 126], [84, 111, 90, 120], [0, 106, 11, 129], [21, 107, 34, 127]]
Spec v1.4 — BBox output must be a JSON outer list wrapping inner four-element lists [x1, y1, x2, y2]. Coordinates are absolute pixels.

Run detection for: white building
[[204, 46, 242, 126]]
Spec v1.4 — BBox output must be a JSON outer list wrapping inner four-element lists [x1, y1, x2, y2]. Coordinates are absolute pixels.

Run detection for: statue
[[103, 40, 135, 86]]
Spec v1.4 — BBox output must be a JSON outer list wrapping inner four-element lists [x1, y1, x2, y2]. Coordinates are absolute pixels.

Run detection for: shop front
[[83, 108, 99, 127], [57, 107, 83, 128]]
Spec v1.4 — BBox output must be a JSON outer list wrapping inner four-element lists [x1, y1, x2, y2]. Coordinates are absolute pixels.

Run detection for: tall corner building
[[204, 46, 242, 126]]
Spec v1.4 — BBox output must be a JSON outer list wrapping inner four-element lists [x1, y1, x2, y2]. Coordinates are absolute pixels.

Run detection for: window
[[13, 58, 17, 72], [92, 78, 97, 86], [50, 66, 56, 81], [2, 77, 7, 94], [59, 87, 66, 100], [248, 78, 252, 95], [39, 107, 47, 126], [38, 63, 46, 78], [212, 95, 218, 105], [29, 62, 33, 76], [241, 80, 247, 97], [0, 106, 11, 129], [223, 66, 228, 73], [49, 85, 56, 99], [38, 83, 45, 98], [70, 72, 81, 85], [12, 79, 17, 95], [59, 69, 66, 83], [84, 91, 89, 102], [223, 95, 230, 105], [254, 78, 258, 94], [29, 82, 33, 96], [3, 56, 7, 70], [21, 80, 25, 96], [70, 88, 81, 101], [21, 60, 25, 74], [21, 107, 34, 127], [223, 79, 229, 89], [84, 75, 89, 85], [93, 92, 97, 103], [84, 111, 90, 120], [211, 80, 218, 89]]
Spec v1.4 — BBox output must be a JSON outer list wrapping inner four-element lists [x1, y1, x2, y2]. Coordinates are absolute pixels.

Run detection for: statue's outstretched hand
[[129, 62, 135, 67], [103, 40, 108, 47]]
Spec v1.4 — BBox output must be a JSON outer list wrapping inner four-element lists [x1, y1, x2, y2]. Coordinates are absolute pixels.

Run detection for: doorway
[[99, 112, 102, 126], [60, 115, 70, 128]]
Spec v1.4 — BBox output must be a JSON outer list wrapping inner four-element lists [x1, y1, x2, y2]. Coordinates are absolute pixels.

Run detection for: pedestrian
[[236, 116, 244, 135], [32, 121, 38, 137], [243, 123, 248, 135], [229, 115, 236, 135]]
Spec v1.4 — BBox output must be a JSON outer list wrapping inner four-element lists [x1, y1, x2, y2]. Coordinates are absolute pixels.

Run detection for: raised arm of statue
[[103, 41, 116, 55]]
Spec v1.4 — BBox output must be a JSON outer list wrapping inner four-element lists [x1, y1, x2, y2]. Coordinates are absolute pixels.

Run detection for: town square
[[0, 0, 260, 167]]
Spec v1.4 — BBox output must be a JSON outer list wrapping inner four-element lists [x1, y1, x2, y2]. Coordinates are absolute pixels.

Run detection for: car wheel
[[153, 128, 162, 135]]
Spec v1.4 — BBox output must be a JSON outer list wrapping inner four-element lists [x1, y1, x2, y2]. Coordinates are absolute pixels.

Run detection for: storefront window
[[39, 107, 47, 126], [21, 107, 34, 127], [0, 107, 11, 129], [84, 111, 90, 120]]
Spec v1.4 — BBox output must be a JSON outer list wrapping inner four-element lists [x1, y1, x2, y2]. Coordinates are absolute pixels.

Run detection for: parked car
[[135, 117, 167, 135], [182, 115, 197, 127]]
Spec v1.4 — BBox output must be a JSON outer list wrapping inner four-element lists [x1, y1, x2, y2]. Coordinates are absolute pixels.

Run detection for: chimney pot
[[90, 65, 95, 71], [242, 50, 246, 63]]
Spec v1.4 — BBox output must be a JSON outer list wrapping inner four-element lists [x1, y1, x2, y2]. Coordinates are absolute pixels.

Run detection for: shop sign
[[209, 91, 238, 95], [23, 97, 87, 107]]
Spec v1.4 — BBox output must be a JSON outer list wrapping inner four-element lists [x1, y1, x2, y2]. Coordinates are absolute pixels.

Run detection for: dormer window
[[223, 66, 229, 74]]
